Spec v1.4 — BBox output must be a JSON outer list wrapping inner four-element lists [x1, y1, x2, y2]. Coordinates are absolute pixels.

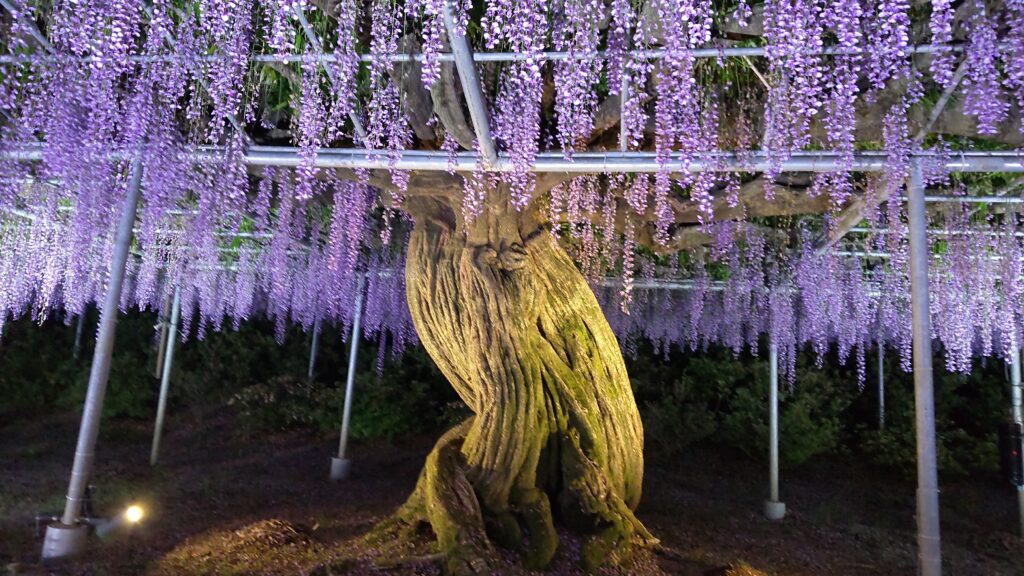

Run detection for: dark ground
[[1, 410, 1022, 576]]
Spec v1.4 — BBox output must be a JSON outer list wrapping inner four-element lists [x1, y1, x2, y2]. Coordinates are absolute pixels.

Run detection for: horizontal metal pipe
[[851, 226, 1024, 237], [835, 249, 1006, 261], [0, 206, 37, 221], [5, 146, 1022, 174], [0, 42, 981, 66], [598, 278, 726, 291], [596, 276, 885, 296], [923, 194, 1024, 204]]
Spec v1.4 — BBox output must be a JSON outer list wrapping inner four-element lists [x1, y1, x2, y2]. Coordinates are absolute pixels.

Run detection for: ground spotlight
[[124, 505, 144, 524], [95, 503, 145, 541]]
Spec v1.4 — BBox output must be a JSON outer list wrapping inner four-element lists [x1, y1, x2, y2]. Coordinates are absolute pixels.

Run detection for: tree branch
[[395, 34, 441, 146], [430, 38, 476, 150]]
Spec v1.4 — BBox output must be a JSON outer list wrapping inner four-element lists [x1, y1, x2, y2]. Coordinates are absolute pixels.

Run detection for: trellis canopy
[[0, 0, 1022, 369]]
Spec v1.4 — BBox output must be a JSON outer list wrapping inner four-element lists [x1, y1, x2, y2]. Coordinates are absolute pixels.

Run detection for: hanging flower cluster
[[0, 0, 1023, 377], [262, 0, 305, 56], [817, 0, 863, 209], [864, 0, 910, 91], [928, 0, 955, 88], [962, 0, 1009, 136], [551, 0, 603, 157], [366, 0, 412, 242], [599, 210, 1024, 386], [485, 0, 547, 208], [0, 168, 416, 355], [647, 0, 715, 234], [762, 0, 825, 185], [1005, 0, 1024, 134]]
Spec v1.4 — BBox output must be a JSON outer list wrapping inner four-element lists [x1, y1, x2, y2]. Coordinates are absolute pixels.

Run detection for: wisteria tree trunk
[[374, 188, 657, 573]]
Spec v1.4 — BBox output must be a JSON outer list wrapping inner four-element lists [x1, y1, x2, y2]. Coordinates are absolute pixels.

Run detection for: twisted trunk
[[376, 189, 655, 573]]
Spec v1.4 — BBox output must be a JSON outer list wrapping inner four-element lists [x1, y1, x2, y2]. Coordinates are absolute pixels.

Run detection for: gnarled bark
[[375, 189, 656, 573]]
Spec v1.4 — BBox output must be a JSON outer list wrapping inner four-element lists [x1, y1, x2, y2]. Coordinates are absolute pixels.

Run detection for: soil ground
[[1, 409, 1022, 575]]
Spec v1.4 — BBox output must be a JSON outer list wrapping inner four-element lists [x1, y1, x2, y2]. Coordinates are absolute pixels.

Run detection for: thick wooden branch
[[330, 168, 463, 198], [395, 35, 441, 146], [430, 38, 477, 150], [589, 94, 621, 142], [667, 177, 830, 225]]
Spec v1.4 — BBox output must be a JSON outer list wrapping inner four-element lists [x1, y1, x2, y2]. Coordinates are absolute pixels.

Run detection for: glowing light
[[124, 505, 144, 524]]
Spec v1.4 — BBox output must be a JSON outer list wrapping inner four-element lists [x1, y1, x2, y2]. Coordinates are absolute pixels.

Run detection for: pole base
[[41, 523, 89, 561], [763, 500, 786, 521], [330, 457, 352, 481]]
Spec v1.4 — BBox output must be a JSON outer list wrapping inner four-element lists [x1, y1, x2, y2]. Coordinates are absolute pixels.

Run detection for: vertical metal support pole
[[150, 286, 182, 466], [308, 316, 321, 382], [907, 160, 943, 576], [764, 342, 786, 520], [331, 276, 365, 481], [153, 292, 171, 378], [42, 157, 143, 560], [1011, 348, 1024, 537], [72, 314, 84, 360], [879, 342, 886, 430], [619, 70, 629, 153]]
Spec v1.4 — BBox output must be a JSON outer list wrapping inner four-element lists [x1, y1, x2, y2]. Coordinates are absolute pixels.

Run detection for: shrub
[[853, 356, 1004, 478], [230, 376, 338, 431], [636, 345, 856, 467], [0, 315, 86, 419], [227, 345, 460, 439]]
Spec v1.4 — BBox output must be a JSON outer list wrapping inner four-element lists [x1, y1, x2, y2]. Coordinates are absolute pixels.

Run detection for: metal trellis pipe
[[923, 195, 1024, 204], [907, 160, 943, 576], [834, 250, 1006, 261], [4, 146, 1024, 174], [764, 342, 786, 520], [150, 286, 182, 466], [441, 0, 498, 166], [243, 148, 1024, 174], [850, 227, 1024, 238], [308, 316, 321, 382], [153, 291, 172, 378], [0, 42, 991, 66], [41, 157, 144, 560], [1011, 348, 1024, 538], [292, 7, 368, 145], [72, 313, 84, 360], [331, 275, 365, 481], [878, 342, 886, 431]]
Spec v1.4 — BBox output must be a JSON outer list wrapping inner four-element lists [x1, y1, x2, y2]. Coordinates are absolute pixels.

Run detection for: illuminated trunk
[[377, 191, 655, 573]]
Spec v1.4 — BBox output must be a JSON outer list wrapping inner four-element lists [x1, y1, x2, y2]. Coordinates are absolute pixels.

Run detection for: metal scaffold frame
[[4, 3, 1022, 576], [3, 146, 1024, 174], [0, 41, 1000, 66]]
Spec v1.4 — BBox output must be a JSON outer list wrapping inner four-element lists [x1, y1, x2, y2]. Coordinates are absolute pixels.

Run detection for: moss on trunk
[[377, 190, 656, 573]]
